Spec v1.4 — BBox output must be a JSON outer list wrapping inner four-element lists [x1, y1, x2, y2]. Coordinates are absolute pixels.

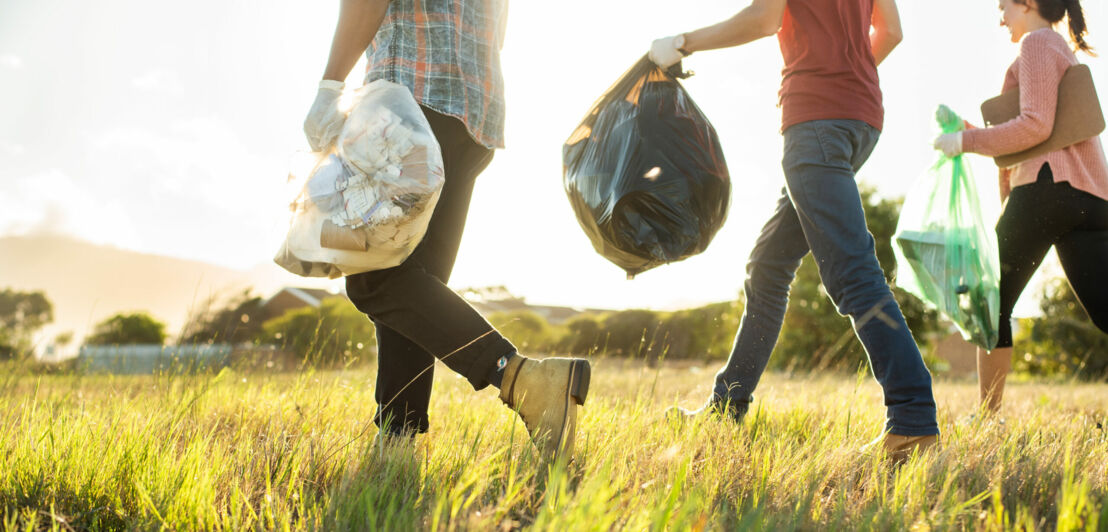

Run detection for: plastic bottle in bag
[[893, 105, 1001, 349]]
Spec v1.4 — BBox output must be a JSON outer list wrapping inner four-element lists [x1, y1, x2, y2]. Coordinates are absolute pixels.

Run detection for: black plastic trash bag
[[563, 56, 731, 277]]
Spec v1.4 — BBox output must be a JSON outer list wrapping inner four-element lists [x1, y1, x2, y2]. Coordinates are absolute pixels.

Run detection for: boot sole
[[569, 359, 591, 405]]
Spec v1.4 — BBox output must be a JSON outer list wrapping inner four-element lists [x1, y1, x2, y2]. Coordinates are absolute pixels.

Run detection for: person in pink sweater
[[934, 0, 1108, 413]]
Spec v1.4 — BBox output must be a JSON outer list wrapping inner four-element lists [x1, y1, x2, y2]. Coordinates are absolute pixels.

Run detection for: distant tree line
[[479, 186, 1107, 379], [177, 289, 374, 367], [3, 185, 1106, 376], [485, 187, 943, 372]]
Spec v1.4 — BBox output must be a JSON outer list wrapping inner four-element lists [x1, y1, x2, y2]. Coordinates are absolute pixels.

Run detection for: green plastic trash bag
[[893, 105, 1001, 350]]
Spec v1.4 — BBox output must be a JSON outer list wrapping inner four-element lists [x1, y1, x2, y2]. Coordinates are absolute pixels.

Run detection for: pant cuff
[[886, 422, 941, 437], [375, 409, 430, 435], [450, 333, 516, 391]]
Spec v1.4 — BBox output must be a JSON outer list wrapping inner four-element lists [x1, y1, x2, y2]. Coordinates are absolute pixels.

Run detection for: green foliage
[[770, 185, 944, 371], [470, 186, 939, 371], [560, 313, 605, 355], [180, 289, 267, 345], [1013, 277, 1108, 380], [553, 302, 743, 361], [53, 331, 74, 347], [85, 312, 168, 346], [594, 309, 661, 358], [497, 186, 940, 370], [487, 310, 559, 353], [0, 288, 53, 360], [659, 301, 744, 360], [260, 298, 375, 367]]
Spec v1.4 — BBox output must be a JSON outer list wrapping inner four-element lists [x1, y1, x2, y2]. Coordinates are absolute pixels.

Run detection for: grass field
[[2, 359, 1106, 530]]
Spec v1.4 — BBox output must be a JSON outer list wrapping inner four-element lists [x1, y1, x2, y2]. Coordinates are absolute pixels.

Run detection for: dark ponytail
[[1063, 0, 1095, 55], [1014, 0, 1094, 54], [1015, 0, 1095, 55]]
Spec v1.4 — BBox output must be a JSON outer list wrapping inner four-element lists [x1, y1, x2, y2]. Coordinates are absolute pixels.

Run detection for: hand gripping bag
[[275, 80, 445, 278], [563, 56, 731, 278], [893, 106, 1001, 349]]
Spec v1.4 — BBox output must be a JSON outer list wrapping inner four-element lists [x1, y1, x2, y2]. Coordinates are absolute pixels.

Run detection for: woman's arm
[[962, 31, 1067, 157]]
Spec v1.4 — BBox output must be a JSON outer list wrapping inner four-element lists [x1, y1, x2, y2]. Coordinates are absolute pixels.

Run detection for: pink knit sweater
[[962, 29, 1108, 202]]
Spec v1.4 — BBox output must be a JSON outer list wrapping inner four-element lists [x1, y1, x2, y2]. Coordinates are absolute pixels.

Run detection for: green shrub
[[260, 298, 375, 367]]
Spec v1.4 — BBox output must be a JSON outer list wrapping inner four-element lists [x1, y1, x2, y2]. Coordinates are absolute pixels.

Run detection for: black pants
[[345, 107, 516, 434], [996, 163, 1108, 347]]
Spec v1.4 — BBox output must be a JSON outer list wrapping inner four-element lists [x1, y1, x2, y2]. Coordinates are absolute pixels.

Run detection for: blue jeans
[[712, 119, 939, 436]]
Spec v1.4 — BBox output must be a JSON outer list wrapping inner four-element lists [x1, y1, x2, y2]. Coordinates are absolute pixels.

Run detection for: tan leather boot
[[499, 356, 591, 459], [864, 432, 939, 464]]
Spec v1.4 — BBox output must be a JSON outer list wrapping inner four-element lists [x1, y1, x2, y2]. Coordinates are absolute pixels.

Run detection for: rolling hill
[[0, 233, 338, 357]]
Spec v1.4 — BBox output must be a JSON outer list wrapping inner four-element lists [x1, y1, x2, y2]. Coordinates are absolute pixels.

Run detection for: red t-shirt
[[777, 0, 883, 132]]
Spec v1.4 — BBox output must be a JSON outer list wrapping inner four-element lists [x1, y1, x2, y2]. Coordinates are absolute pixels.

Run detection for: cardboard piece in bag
[[980, 64, 1105, 168], [320, 221, 370, 251]]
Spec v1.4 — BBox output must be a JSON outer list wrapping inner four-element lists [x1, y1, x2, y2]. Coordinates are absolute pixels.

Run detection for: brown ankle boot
[[864, 432, 940, 464], [499, 356, 591, 459]]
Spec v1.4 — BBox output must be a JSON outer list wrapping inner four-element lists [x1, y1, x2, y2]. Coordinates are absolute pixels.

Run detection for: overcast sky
[[2, 0, 1105, 315]]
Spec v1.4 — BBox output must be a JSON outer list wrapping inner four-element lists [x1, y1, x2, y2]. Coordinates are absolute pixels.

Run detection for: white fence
[[77, 344, 233, 374]]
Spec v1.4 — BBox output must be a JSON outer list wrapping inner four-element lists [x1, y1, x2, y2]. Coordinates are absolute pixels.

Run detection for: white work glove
[[303, 79, 346, 152], [649, 35, 687, 69], [933, 132, 964, 158]]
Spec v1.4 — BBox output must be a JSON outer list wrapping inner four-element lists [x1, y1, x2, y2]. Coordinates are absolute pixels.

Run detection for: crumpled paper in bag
[[275, 80, 445, 278]]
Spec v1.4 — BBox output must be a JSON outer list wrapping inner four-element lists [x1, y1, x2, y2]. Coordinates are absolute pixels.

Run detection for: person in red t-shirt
[[650, 0, 939, 462]]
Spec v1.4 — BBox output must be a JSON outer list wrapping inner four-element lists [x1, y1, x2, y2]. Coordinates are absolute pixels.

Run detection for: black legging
[[996, 163, 1108, 348]]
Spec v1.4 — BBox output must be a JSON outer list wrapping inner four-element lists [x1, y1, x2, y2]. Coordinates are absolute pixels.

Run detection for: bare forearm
[[322, 0, 390, 82], [870, 30, 901, 66], [683, 1, 785, 53], [869, 0, 902, 66]]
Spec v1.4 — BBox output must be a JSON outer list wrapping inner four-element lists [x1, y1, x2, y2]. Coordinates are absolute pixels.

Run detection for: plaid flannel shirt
[[365, 0, 508, 149]]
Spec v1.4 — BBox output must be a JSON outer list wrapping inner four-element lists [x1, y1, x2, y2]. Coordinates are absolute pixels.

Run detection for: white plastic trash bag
[[275, 80, 445, 278]]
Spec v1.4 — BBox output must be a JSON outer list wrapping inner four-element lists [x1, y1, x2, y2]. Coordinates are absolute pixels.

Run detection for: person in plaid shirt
[[303, 0, 590, 459]]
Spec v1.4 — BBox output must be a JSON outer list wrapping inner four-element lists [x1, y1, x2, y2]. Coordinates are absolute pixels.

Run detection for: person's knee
[[746, 256, 798, 293], [744, 265, 794, 312], [825, 268, 890, 318]]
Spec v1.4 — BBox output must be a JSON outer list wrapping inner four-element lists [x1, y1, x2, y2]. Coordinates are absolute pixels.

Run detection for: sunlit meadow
[[2, 358, 1107, 530]]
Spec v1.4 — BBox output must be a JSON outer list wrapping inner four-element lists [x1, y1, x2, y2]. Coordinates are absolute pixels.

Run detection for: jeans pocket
[[782, 122, 830, 171], [811, 121, 854, 171]]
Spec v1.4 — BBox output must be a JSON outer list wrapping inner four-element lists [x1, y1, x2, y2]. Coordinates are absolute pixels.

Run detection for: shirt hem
[[781, 111, 884, 134]]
